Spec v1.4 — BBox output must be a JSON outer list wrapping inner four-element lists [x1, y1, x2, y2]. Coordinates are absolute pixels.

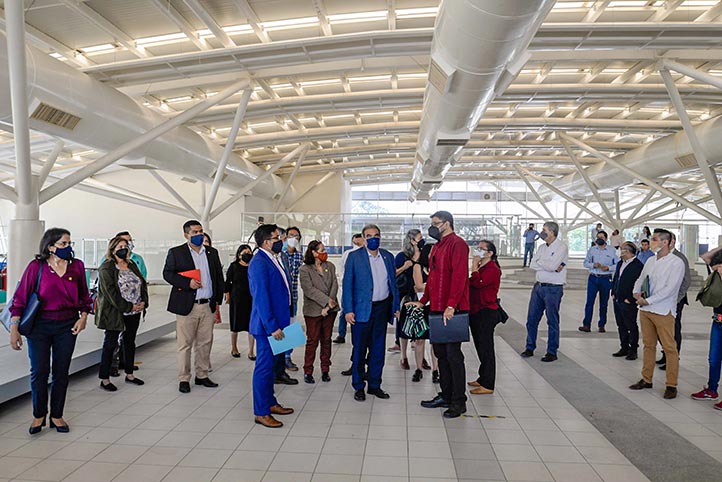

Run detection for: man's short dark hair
[[254, 223, 278, 247], [431, 210, 454, 230], [654, 228, 672, 244], [352, 233, 363, 240], [287, 226, 302, 239], [183, 220, 202, 234], [597, 230, 608, 240], [115, 231, 130, 238], [641, 239, 649, 245], [362, 224, 381, 236], [711, 250, 722, 267], [596, 223, 602, 227]]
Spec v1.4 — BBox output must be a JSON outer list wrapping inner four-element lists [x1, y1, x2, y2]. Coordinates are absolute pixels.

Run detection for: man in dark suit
[[611, 241, 644, 360], [163, 220, 225, 393], [248, 224, 295, 428], [343, 224, 400, 402]]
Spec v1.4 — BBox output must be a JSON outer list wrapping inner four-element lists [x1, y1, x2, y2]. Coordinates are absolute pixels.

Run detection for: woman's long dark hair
[[235, 244, 252, 263], [203, 233, 212, 247], [36, 228, 71, 260], [304, 240, 323, 265], [480, 239, 501, 273]]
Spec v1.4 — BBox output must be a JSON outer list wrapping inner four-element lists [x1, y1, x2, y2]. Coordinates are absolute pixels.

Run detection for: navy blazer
[[342, 247, 400, 323], [612, 257, 644, 304], [248, 250, 291, 337]]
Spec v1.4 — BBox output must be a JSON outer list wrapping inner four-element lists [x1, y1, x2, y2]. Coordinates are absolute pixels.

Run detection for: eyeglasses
[[431, 221, 445, 227], [55, 241, 74, 248]]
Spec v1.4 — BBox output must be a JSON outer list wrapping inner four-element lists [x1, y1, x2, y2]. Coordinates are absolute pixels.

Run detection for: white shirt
[[340, 244, 362, 280], [531, 238, 568, 285], [618, 257, 634, 277], [367, 249, 390, 302], [188, 245, 212, 300], [610, 234, 624, 248], [633, 251, 685, 317], [261, 248, 291, 302]]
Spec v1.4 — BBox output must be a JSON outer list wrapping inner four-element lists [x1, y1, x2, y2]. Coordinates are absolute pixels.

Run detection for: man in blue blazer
[[248, 224, 295, 428], [343, 224, 400, 401]]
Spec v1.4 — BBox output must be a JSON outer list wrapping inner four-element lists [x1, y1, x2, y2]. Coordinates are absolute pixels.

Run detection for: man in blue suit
[[248, 224, 295, 428], [343, 224, 400, 401]]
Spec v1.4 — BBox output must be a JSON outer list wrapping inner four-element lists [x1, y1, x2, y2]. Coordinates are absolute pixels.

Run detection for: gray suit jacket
[[299, 262, 339, 317], [673, 248, 691, 304]]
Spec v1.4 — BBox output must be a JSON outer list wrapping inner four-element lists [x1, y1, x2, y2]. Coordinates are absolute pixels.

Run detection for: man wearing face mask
[[335, 233, 365, 346], [163, 220, 225, 394], [611, 242, 644, 360], [579, 231, 619, 333], [412, 211, 470, 418], [248, 224, 295, 428], [281, 226, 303, 372], [629, 229, 685, 399], [343, 224, 400, 401], [521, 221, 568, 362]]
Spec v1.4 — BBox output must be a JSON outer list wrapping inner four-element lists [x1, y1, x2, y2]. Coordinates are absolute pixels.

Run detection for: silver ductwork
[[0, 32, 287, 201], [552, 115, 722, 197], [409, 0, 555, 201]]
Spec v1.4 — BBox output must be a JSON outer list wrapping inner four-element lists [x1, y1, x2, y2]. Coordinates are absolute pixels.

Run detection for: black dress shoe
[[520, 349, 534, 358], [598, 327, 606, 333], [659, 364, 667, 371], [332, 336, 345, 344], [421, 394, 450, 408], [625, 351, 638, 360], [274, 373, 299, 385], [354, 389, 366, 401], [612, 349, 629, 357], [443, 405, 467, 418], [110, 368, 120, 377], [412, 369, 423, 382], [29, 417, 46, 435], [367, 388, 390, 399], [179, 381, 191, 393], [304, 374, 315, 384], [231, 352, 241, 358], [341, 367, 353, 376], [100, 381, 118, 392], [195, 377, 219, 388], [49, 419, 70, 433], [541, 353, 558, 362], [656, 354, 666, 365], [125, 376, 144, 385], [322, 372, 331, 382], [578, 326, 591, 333]]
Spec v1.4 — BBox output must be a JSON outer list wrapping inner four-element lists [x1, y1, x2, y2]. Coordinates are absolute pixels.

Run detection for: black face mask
[[241, 253, 252, 263], [539, 231, 549, 241], [595, 238, 606, 246], [428, 226, 441, 241], [417, 238, 426, 250], [115, 248, 129, 259]]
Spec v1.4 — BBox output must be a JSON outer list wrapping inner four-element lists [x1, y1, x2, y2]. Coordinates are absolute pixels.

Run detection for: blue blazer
[[248, 250, 291, 337], [342, 248, 400, 323]]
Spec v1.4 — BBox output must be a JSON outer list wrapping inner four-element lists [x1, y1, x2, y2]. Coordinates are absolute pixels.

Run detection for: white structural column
[[512, 165, 557, 222], [38, 140, 64, 188], [659, 66, 722, 215], [561, 134, 722, 225], [40, 79, 250, 203], [202, 89, 252, 226], [5, 0, 44, 294]]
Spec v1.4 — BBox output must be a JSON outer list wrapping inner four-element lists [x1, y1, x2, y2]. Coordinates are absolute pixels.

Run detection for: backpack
[[697, 271, 722, 308]]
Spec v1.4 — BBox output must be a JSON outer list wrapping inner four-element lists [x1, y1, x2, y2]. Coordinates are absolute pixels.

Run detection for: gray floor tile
[[546, 462, 604, 482], [62, 461, 127, 482], [92, 444, 149, 463], [111, 464, 173, 482], [320, 437, 366, 455], [135, 446, 191, 466], [178, 447, 233, 468], [16, 458, 85, 481], [362, 455, 409, 477], [223, 450, 275, 471], [499, 461, 554, 481], [408, 456, 457, 478], [269, 451, 320, 473], [160, 466, 219, 482], [211, 468, 265, 482], [453, 459, 505, 480], [315, 454, 363, 475], [449, 442, 496, 460]]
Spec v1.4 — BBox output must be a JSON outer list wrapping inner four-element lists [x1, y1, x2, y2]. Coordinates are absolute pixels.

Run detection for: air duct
[[552, 114, 722, 197], [409, 0, 555, 201], [0, 32, 287, 201]]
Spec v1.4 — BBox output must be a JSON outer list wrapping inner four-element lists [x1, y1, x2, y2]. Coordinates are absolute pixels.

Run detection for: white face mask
[[475, 248, 487, 258], [287, 237, 299, 249]]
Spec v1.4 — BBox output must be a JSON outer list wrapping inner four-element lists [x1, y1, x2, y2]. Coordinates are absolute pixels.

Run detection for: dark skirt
[[229, 290, 252, 333]]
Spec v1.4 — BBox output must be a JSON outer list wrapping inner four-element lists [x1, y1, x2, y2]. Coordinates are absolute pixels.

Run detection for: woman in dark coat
[[225, 244, 255, 359]]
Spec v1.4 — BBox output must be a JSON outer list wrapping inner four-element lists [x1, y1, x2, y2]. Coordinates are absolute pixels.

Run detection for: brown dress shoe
[[400, 359, 410, 370], [470, 386, 494, 395], [467, 380, 481, 387], [255, 415, 283, 428], [270, 404, 294, 416], [663, 387, 677, 399]]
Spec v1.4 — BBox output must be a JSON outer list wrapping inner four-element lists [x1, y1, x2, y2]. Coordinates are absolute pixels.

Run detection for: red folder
[[179, 269, 201, 282]]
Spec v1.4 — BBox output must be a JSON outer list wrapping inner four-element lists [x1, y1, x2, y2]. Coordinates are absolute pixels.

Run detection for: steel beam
[[149, 170, 200, 218], [149, 0, 209, 51], [40, 79, 249, 203], [488, 181, 548, 221], [274, 146, 309, 211], [183, 0, 235, 48], [513, 165, 557, 222], [623, 187, 658, 228], [38, 140, 64, 188]]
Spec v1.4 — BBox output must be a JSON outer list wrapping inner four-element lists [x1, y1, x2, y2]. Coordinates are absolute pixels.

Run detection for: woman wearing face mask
[[467, 240, 502, 395], [96, 236, 149, 392], [9, 228, 92, 434], [299, 241, 339, 383], [225, 244, 255, 359]]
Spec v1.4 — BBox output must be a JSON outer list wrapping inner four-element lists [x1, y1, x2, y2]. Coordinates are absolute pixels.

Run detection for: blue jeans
[[352, 297, 391, 391], [707, 321, 722, 392], [583, 275, 612, 327], [338, 311, 348, 338], [523, 243, 535, 266], [526, 283, 563, 356], [26, 317, 78, 419]]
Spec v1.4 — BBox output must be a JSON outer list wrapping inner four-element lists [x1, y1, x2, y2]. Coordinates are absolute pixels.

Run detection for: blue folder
[[268, 322, 307, 355], [429, 313, 470, 343]]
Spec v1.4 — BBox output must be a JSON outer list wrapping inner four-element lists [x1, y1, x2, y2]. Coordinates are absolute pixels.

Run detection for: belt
[[590, 274, 613, 278], [194, 298, 210, 304], [537, 282, 563, 287], [372, 296, 391, 305]]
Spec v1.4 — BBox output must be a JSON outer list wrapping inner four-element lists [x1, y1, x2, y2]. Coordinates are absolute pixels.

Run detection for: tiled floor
[[0, 304, 659, 482]]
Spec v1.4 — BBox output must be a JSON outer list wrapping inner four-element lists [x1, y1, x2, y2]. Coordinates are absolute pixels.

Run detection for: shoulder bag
[[1, 262, 43, 335]]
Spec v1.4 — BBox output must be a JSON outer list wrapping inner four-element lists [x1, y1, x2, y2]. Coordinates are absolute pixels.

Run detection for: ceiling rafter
[[231, 0, 271, 43], [149, 0, 209, 51], [183, 0, 236, 48], [311, 0, 333, 36]]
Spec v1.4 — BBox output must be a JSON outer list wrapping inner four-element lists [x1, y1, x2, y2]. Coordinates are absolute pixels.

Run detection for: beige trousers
[[176, 303, 215, 382], [640, 310, 679, 388]]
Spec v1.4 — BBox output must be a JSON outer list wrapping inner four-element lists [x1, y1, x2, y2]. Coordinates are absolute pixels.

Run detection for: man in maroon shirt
[[410, 211, 470, 418]]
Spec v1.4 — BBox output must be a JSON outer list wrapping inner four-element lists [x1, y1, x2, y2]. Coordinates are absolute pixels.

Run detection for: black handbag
[[1, 263, 43, 336], [429, 312, 470, 343], [497, 298, 509, 324]]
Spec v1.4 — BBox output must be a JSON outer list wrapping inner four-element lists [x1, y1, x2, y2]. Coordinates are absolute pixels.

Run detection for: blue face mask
[[54, 246, 74, 260], [366, 237, 381, 251], [190, 234, 204, 246]]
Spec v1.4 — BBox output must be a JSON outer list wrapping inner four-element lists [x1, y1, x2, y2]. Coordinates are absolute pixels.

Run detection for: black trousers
[[469, 309, 500, 390], [99, 314, 141, 379], [433, 341, 467, 407], [613, 299, 639, 352], [660, 298, 686, 359]]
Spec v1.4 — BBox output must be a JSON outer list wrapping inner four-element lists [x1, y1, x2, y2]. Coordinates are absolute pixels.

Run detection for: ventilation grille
[[30, 103, 81, 130], [674, 153, 697, 168], [436, 138, 468, 147]]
